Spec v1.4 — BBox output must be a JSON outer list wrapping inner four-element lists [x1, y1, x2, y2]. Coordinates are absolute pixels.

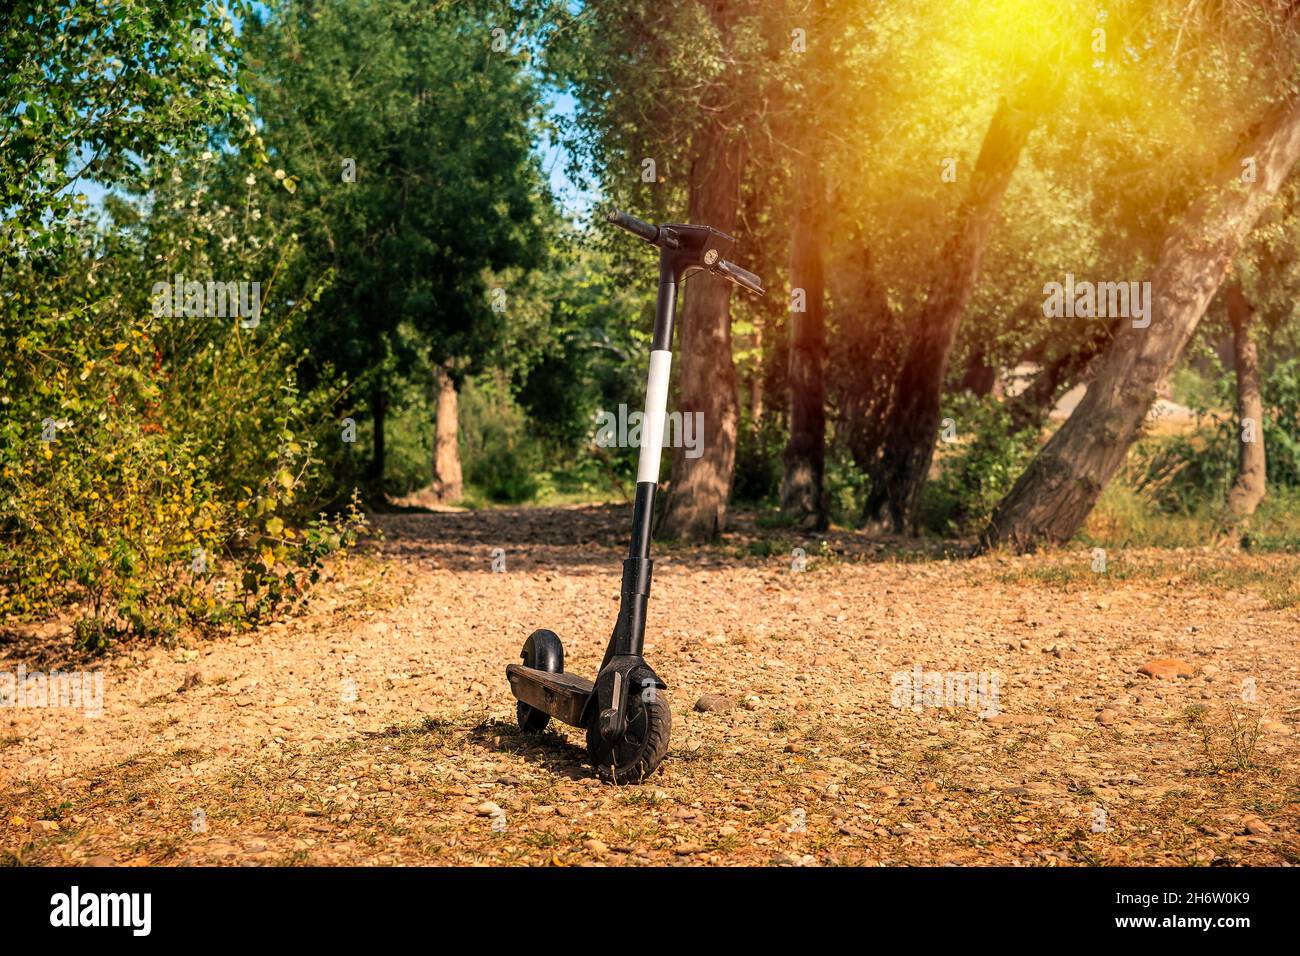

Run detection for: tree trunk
[[431, 361, 463, 503], [657, 120, 743, 542], [959, 347, 997, 397], [368, 386, 387, 491], [871, 74, 1056, 532], [981, 95, 1300, 552], [1225, 280, 1266, 518], [780, 164, 828, 529]]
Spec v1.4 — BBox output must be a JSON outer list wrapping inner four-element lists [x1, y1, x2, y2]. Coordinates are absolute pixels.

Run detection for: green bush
[[733, 416, 785, 505], [0, 286, 365, 649], [460, 377, 543, 503], [1127, 358, 1300, 513], [916, 395, 1039, 535], [824, 444, 872, 526]]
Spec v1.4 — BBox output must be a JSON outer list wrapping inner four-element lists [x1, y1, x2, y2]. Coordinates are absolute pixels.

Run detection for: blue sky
[[539, 89, 595, 219]]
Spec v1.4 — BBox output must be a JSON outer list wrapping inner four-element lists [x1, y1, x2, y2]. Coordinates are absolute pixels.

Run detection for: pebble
[[1138, 658, 1196, 680], [694, 694, 736, 713]]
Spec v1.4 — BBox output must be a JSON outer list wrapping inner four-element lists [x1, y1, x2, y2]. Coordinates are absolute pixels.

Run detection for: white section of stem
[[636, 349, 672, 484]]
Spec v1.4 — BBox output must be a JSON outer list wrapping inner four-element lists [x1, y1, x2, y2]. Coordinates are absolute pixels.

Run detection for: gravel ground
[[2, 505, 1298, 866]]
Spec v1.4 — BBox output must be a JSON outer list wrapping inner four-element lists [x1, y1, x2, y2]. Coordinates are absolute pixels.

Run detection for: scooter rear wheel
[[586, 692, 671, 783], [516, 629, 564, 734]]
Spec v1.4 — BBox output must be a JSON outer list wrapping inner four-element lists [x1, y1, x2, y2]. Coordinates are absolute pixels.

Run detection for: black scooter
[[505, 209, 764, 782]]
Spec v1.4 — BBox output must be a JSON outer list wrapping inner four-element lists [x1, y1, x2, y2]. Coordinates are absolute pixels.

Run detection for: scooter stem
[[600, 211, 761, 671], [605, 253, 676, 666]]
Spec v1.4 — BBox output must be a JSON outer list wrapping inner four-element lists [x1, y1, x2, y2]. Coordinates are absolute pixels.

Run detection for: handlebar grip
[[714, 258, 764, 296], [606, 209, 660, 244]]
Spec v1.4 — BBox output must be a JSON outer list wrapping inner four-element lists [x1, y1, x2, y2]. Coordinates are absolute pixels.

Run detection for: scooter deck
[[506, 664, 594, 728]]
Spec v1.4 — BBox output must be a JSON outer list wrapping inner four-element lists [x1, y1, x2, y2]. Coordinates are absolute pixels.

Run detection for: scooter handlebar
[[712, 257, 765, 297], [607, 209, 763, 295], [606, 209, 660, 244]]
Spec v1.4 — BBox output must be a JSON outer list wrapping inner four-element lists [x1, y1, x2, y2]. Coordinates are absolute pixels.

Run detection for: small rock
[[1138, 658, 1196, 680], [694, 693, 736, 713]]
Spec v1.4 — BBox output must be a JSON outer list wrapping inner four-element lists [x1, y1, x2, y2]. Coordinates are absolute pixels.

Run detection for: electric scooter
[[505, 209, 764, 782]]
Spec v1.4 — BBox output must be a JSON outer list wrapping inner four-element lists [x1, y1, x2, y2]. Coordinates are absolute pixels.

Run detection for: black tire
[[586, 692, 671, 783], [516, 629, 564, 734], [517, 699, 550, 733]]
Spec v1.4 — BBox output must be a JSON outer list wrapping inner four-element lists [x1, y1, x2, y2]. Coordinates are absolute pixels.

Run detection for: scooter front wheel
[[586, 693, 671, 783]]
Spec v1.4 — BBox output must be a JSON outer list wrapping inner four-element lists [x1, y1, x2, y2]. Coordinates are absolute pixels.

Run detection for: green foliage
[[915, 396, 1039, 535], [0, 1, 365, 646], [824, 444, 872, 527], [0, 293, 366, 647], [1128, 358, 1300, 514], [238, 0, 553, 490], [460, 377, 543, 504], [732, 417, 784, 505], [0, 0, 253, 272]]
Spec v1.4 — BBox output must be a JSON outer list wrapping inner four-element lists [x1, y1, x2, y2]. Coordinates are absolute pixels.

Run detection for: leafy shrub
[[1127, 358, 1300, 513], [0, 3, 367, 648], [824, 444, 872, 526], [916, 395, 1039, 535], [460, 377, 542, 503], [0, 278, 364, 649], [732, 416, 784, 505]]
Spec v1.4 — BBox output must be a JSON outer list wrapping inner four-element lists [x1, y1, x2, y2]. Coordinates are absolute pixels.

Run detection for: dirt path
[[3, 506, 1298, 866]]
